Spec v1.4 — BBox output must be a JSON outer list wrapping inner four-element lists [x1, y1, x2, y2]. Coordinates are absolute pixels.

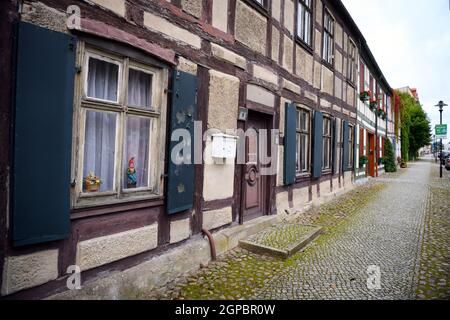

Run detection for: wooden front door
[[367, 132, 376, 177], [242, 112, 270, 222]]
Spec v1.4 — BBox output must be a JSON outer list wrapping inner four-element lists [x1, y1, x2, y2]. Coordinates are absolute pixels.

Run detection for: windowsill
[[296, 172, 311, 178], [73, 192, 163, 211], [242, 0, 270, 18], [295, 38, 314, 55], [295, 173, 311, 183], [322, 60, 334, 71], [346, 79, 356, 89], [71, 196, 164, 219], [322, 169, 332, 175]]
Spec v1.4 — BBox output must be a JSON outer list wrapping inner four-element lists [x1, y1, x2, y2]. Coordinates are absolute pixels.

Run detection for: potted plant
[[83, 172, 102, 192], [400, 160, 407, 168], [377, 108, 384, 117], [369, 99, 378, 110], [378, 157, 384, 165], [359, 90, 371, 102], [359, 155, 368, 167]]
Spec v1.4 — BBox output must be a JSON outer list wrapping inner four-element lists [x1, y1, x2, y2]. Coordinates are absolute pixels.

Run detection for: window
[[296, 107, 311, 175], [322, 10, 334, 65], [296, 0, 313, 47], [364, 62, 370, 91], [75, 47, 168, 206], [347, 40, 356, 83], [348, 125, 354, 168], [322, 116, 332, 171]]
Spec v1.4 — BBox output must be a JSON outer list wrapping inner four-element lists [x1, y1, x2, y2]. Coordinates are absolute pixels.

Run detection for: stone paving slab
[[239, 224, 322, 259]]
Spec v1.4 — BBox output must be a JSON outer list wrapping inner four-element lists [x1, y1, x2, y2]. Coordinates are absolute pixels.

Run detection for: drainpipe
[[202, 228, 216, 261]]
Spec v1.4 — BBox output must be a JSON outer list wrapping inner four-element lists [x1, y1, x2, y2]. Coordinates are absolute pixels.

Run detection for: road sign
[[435, 124, 447, 139]]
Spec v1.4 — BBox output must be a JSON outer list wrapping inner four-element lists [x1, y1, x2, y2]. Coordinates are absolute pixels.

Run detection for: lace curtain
[[87, 57, 119, 102], [124, 116, 150, 188], [83, 110, 117, 192], [127, 69, 152, 109]]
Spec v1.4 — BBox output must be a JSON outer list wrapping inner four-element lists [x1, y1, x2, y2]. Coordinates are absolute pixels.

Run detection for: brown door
[[242, 112, 270, 222], [367, 132, 375, 177]]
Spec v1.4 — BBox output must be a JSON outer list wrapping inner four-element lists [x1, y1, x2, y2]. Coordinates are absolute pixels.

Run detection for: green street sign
[[435, 124, 447, 139]]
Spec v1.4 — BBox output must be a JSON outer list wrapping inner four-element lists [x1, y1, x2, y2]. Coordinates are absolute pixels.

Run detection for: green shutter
[[332, 118, 338, 175], [342, 121, 349, 171], [312, 111, 323, 179], [284, 103, 296, 185], [167, 70, 198, 215], [12, 22, 77, 246]]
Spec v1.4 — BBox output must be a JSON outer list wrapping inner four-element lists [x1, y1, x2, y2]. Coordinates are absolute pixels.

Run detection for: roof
[[329, 0, 393, 94]]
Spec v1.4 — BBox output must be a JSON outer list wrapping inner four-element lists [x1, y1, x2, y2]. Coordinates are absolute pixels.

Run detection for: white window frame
[[322, 115, 332, 172], [297, 0, 314, 47], [296, 106, 312, 176], [71, 43, 169, 208], [348, 124, 354, 168], [322, 9, 335, 66], [83, 51, 123, 105], [347, 39, 357, 84]]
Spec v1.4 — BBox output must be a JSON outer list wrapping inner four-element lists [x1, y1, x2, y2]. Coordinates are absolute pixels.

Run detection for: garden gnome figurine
[[127, 157, 137, 188]]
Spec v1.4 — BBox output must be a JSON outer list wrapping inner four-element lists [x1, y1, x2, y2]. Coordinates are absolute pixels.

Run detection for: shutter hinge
[[75, 65, 82, 74], [71, 179, 76, 188]]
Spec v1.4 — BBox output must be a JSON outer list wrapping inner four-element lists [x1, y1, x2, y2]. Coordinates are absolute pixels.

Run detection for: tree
[[384, 138, 397, 172], [397, 91, 431, 161]]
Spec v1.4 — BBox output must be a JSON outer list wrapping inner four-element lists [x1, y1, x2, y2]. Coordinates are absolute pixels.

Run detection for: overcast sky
[[342, 0, 450, 144]]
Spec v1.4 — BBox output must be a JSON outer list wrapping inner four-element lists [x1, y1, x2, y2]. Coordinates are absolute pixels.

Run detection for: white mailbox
[[211, 134, 238, 159]]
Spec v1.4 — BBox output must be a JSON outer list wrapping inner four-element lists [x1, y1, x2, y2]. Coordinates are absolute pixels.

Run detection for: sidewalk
[[122, 160, 449, 300]]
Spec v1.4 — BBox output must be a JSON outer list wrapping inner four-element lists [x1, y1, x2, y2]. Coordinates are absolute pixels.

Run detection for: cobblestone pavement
[[415, 165, 450, 299], [143, 160, 449, 300], [255, 160, 441, 300]]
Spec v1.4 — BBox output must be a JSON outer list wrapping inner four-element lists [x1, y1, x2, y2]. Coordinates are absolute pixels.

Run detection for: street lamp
[[435, 100, 448, 178]]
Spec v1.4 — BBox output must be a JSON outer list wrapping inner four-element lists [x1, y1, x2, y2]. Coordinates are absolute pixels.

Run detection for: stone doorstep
[[213, 215, 280, 255], [238, 225, 323, 259]]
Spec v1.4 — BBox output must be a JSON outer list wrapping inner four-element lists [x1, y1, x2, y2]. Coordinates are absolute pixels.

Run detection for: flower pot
[[84, 181, 101, 192]]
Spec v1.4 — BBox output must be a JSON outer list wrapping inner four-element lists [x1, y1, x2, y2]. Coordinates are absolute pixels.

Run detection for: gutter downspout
[[202, 228, 216, 261]]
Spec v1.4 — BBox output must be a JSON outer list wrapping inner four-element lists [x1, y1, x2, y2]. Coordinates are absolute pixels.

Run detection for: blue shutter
[[342, 121, 349, 171], [284, 103, 296, 185], [12, 22, 77, 246], [332, 118, 338, 175], [167, 70, 198, 215], [312, 111, 323, 179]]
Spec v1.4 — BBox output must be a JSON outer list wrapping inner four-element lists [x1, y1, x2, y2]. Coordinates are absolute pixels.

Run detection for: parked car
[[439, 152, 449, 165], [445, 154, 450, 171]]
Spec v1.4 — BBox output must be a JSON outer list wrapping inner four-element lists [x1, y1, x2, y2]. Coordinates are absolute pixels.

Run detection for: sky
[[342, 0, 450, 144]]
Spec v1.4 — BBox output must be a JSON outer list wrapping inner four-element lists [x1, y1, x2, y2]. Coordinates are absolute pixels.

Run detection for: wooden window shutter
[[12, 22, 77, 246], [359, 128, 364, 156], [332, 118, 338, 175], [311, 111, 323, 179], [342, 121, 349, 171], [359, 62, 364, 91], [166, 70, 198, 214], [284, 102, 296, 185]]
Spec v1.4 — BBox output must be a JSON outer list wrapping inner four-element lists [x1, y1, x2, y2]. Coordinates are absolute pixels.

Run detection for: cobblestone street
[[142, 160, 449, 300], [256, 161, 436, 300]]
